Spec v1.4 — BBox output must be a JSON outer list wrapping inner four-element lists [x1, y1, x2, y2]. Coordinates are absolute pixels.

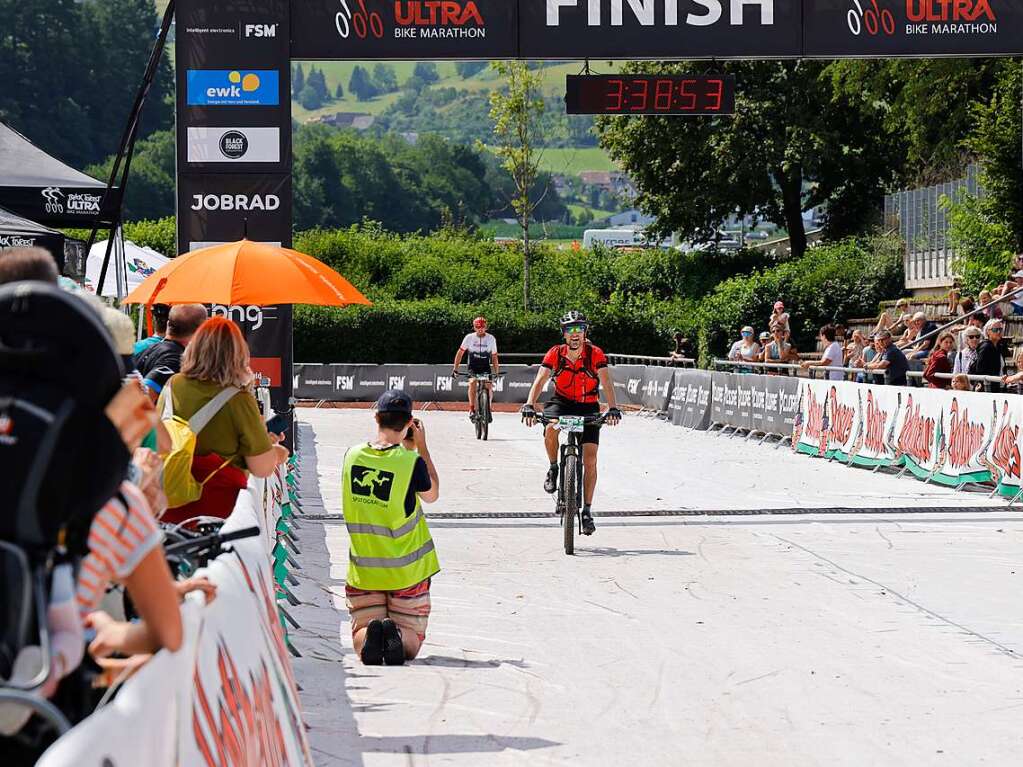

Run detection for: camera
[[405, 417, 421, 442]]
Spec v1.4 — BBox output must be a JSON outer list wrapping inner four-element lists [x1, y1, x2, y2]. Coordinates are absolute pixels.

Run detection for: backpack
[[0, 283, 127, 721], [160, 378, 239, 509]]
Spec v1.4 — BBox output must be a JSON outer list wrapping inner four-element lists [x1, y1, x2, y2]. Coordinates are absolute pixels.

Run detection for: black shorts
[[467, 353, 491, 374], [543, 396, 601, 445]]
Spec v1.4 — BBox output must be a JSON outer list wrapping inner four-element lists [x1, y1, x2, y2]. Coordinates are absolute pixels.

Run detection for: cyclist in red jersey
[[520, 311, 621, 535]]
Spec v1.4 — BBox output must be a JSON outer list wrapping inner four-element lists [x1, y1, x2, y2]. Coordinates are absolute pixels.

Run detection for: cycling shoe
[[544, 466, 558, 494]]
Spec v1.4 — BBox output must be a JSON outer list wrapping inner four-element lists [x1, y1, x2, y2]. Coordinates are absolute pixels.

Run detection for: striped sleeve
[[76, 482, 163, 617]]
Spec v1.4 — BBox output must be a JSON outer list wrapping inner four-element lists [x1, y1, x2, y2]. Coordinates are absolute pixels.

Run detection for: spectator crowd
[[0, 246, 289, 763], [726, 263, 1023, 393]]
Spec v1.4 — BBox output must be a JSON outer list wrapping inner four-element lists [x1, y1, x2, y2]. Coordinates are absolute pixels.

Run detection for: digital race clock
[[565, 75, 735, 116]]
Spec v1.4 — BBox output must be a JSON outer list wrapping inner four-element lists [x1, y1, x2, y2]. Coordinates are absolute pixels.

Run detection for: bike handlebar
[[452, 371, 506, 379], [532, 412, 611, 426]]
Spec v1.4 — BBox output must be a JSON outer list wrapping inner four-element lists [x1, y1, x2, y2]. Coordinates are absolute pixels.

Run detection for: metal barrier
[[713, 358, 1006, 390], [607, 354, 695, 367]]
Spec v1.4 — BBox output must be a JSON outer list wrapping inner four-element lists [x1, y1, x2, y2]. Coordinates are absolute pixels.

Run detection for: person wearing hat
[[865, 329, 909, 386], [769, 301, 790, 338], [728, 326, 761, 367], [968, 318, 1005, 391], [343, 389, 440, 666]]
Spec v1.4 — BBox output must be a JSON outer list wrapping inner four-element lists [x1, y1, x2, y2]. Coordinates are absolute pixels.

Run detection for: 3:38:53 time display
[[565, 75, 736, 116]]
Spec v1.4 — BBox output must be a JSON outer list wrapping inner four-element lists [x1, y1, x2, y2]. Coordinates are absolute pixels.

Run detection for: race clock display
[[565, 75, 735, 116]]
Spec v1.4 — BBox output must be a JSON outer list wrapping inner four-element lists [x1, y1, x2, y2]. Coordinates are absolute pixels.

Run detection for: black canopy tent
[[0, 122, 117, 229], [0, 205, 65, 267]]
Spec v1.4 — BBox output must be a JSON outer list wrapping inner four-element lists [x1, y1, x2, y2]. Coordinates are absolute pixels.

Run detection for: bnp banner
[[794, 379, 1023, 493]]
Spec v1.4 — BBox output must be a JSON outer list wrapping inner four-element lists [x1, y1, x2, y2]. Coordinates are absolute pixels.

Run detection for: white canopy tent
[[84, 236, 169, 299]]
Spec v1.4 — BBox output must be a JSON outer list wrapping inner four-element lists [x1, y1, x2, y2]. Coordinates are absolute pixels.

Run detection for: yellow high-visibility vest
[[342, 443, 439, 591]]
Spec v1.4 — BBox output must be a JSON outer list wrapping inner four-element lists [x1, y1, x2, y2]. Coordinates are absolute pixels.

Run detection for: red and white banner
[[39, 469, 313, 767], [794, 379, 1022, 497]]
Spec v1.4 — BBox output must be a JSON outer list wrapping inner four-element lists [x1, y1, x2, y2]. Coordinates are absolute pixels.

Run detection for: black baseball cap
[[376, 389, 413, 414]]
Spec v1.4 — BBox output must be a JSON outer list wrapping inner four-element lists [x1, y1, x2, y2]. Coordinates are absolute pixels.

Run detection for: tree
[[335, 82, 345, 99], [293, 63, 306, 95], [86, 130, 175, 221], [598, 61, 901, 259], [349, 65, 378, 101], [298, 84, 322, 111], [967, 61, 1022, 250], [413, 62, 439, 85], [307, 67, 330, 103], [829, 59, 1002, 184], [483, 61, 546, 310], [455, 62, 488, 79], [373, 63, 399, 93]]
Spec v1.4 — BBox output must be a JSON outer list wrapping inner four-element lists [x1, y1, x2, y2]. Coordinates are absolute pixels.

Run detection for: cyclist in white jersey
[[452, 316, 500, 422]]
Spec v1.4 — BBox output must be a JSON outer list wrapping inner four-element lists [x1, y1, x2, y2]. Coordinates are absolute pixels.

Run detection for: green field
[[537, 147, 616, 175]]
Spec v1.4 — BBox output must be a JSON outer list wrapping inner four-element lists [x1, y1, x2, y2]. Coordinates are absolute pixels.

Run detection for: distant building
[[608, 209, 654, 228], [578, 171, 634, 197], [307, 112, 376, 130], [399, 132, 419, 145]]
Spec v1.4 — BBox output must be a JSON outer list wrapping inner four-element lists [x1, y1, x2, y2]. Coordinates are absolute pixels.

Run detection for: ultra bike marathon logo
[[41, 186, 102, 216], [990, 401, 1021, 483], [334, 0, 488, 41], [945, 398, 987, 469], [846, 0, 998, 38], [896, 394, 936, 465]]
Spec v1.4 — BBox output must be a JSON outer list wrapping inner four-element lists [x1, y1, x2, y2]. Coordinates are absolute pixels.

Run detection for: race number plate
[[558, 416, 586, 433]]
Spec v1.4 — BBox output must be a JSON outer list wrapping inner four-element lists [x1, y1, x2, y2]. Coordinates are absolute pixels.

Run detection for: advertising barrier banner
[[669, 369, 713, 429], [793, 378, 1023, 494], [39, 471, 313, 767]]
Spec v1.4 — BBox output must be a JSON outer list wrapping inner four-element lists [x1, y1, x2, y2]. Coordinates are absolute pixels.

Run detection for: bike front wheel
[[562, 453, 578, 555], [480, 388, 490, 441]]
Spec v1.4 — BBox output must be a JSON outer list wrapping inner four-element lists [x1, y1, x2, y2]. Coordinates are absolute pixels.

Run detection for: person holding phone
[[343, 390, 440, 666]]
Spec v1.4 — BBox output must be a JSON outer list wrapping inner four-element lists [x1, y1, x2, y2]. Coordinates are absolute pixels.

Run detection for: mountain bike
[[455, 371, 504, 440], [533, 412, 608, 555]]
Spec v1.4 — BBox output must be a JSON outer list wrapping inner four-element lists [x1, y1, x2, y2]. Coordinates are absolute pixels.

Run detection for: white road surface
[[290, 409, 1023, 766]]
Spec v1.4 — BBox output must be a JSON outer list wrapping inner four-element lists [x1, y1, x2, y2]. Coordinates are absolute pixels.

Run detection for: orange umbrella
[[122, 239, 371, 307]]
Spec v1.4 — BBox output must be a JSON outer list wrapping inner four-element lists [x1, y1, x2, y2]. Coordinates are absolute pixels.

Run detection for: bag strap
[[188, 386, 240, 434]]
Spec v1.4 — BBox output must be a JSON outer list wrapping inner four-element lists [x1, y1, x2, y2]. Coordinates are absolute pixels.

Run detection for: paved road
[[290, 410, 1023, 766]]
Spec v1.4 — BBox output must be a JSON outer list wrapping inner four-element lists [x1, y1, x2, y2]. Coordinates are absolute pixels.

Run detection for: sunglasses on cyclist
[[564, 324, 587, 334]]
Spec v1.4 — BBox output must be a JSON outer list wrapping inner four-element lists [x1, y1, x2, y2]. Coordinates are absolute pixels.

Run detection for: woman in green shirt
[[157, 317, 288, 523]]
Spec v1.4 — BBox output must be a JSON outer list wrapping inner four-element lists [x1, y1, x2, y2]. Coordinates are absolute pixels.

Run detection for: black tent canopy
[[0, 205, 66, 268], [0, 122, 116, 228]]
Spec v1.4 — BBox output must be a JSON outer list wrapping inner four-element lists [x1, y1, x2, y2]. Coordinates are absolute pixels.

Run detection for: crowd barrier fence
[[38, 461, 314, 767], [296, 361, 1023, 500]]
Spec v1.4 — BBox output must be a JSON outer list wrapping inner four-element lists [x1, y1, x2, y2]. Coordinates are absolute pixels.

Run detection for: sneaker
[[361, 619, 385, 665], [468, 411, 477, 423], [381, 619, 405, 666], [581, 509, 596, 536], [544, 466, 558, 494]]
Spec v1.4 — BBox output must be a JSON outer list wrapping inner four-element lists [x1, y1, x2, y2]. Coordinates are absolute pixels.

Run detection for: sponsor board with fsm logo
[[186, 70, 279, 106], [187, 127, 280, 163]]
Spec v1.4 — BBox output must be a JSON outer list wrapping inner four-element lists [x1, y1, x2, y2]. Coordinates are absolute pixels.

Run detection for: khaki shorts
[[345, 578, 431, 641]]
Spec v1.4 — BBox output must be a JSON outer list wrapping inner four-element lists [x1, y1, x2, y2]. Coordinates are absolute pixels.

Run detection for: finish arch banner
[[794, 379, 1023, 495]]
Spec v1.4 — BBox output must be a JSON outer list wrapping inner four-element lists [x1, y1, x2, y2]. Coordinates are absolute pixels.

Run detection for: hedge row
[[294, 298, 667, 363]]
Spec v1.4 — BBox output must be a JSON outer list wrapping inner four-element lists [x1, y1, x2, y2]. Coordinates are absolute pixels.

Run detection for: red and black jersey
[[541, 343, 608, 404]]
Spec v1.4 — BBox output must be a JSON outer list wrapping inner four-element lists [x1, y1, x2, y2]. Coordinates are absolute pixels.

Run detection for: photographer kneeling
[[342, 390, 440, 666]]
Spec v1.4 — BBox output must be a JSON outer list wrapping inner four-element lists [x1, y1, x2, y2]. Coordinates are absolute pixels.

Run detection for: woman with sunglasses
[[968, 319, 1005, 392], [728, 326, 761, 373]]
